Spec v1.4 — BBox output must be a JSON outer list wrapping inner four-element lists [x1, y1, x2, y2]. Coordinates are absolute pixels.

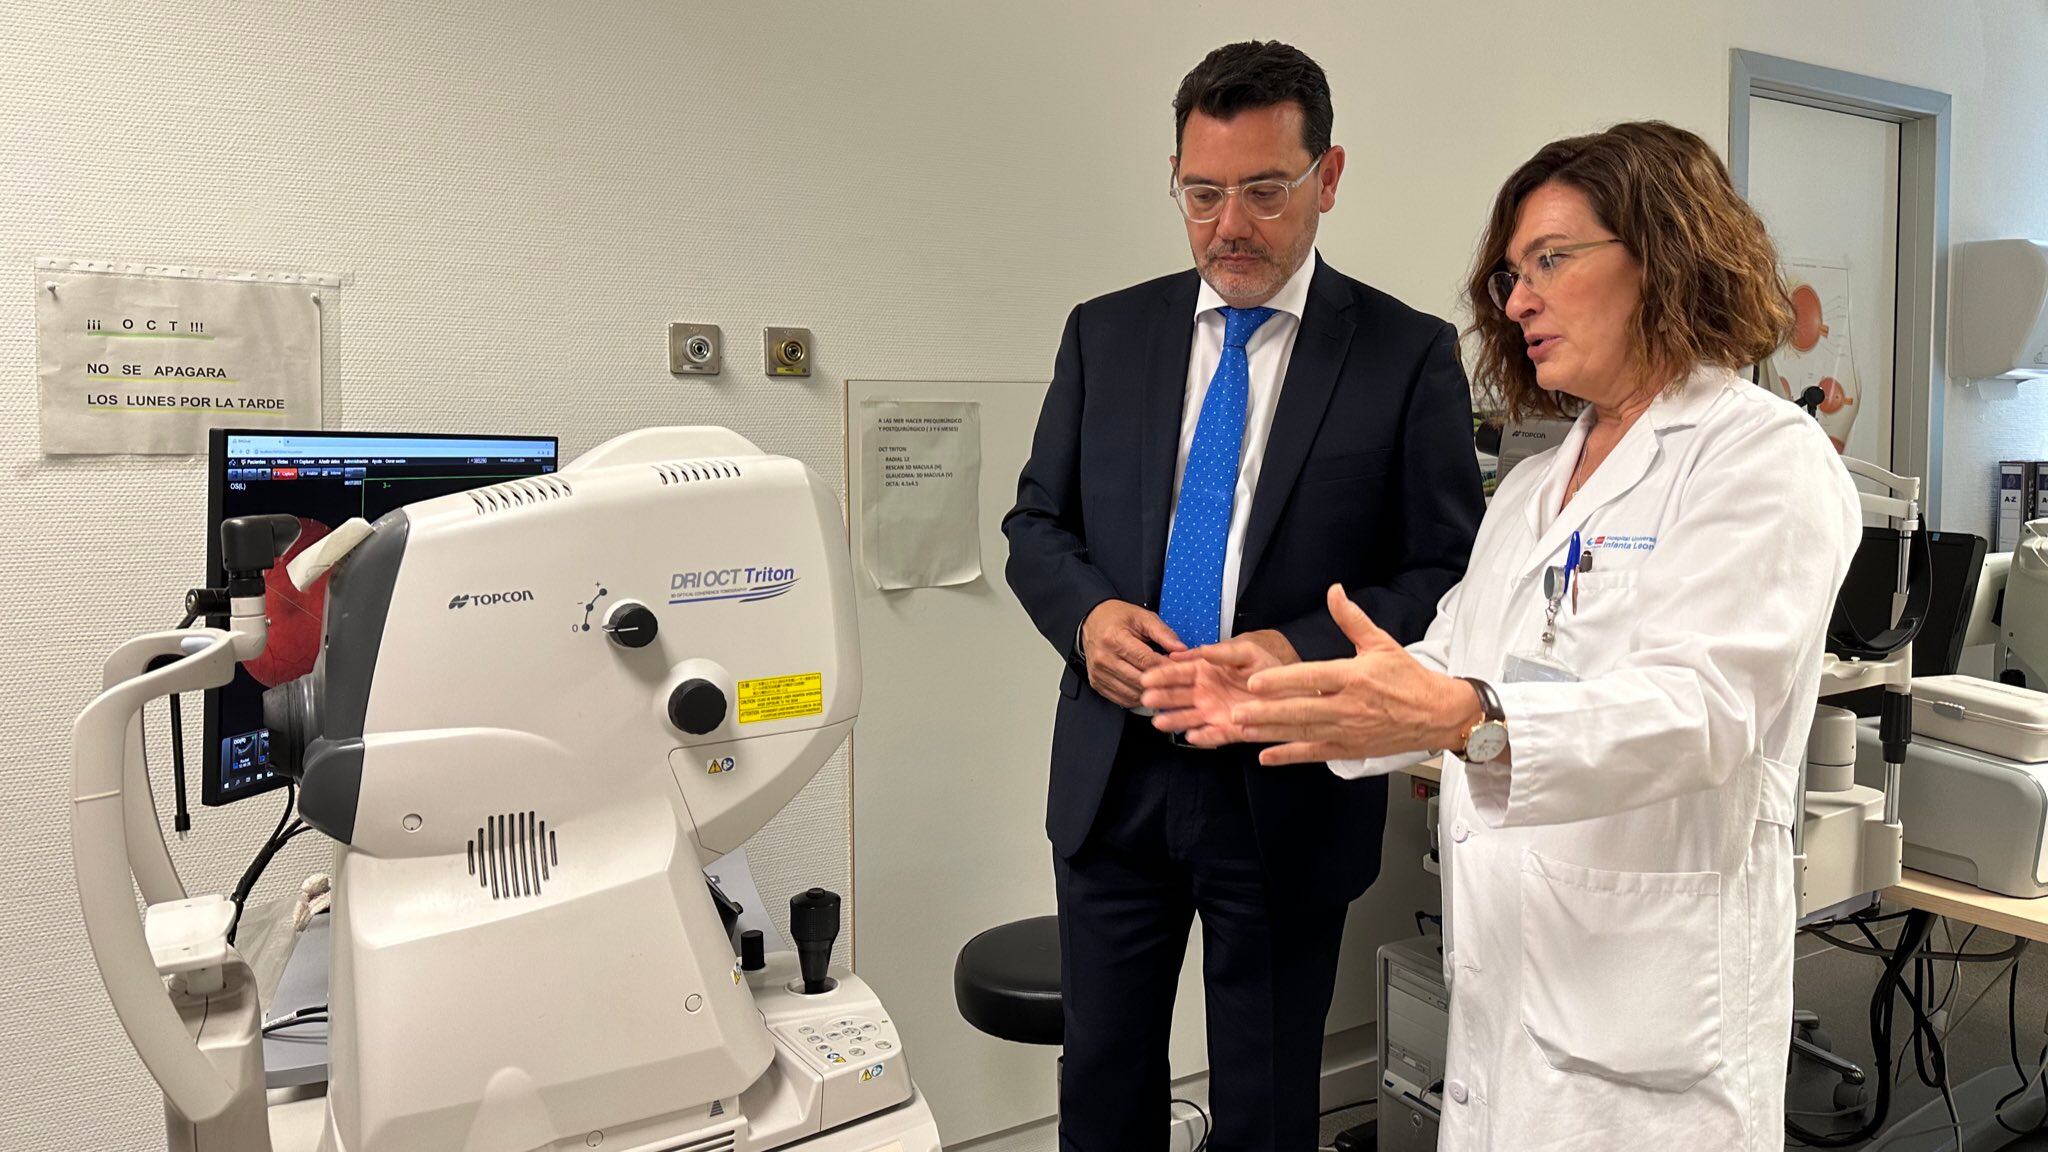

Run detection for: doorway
[[1729, 51, 1952, 521]]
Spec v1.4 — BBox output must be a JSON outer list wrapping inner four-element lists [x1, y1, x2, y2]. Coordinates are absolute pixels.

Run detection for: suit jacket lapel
[[1140, 272, 1200, 604], [1238, 258, 1354, 592]]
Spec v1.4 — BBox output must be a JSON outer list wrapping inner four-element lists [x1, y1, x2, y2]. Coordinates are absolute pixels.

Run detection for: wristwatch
[[1456, 677, 1509, 764]]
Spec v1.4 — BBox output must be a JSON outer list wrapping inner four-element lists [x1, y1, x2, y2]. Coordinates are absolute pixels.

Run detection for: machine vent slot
[[656, 1126, 737, 1152], [469, 476, 575, 515], [466, 811, 557, 899], [651, 458, 744, 486]]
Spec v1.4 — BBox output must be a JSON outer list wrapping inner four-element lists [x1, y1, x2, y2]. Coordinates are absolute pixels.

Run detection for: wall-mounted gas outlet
[[668, 323, 722, 376], [764, 327, 813, 377]]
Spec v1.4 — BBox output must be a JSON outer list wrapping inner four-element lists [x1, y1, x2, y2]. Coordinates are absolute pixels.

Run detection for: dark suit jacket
[[1002, 255, 1485, 907]]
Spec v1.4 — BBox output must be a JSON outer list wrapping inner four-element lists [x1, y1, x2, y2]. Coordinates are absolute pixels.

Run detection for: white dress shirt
[[1166, 248, 1317, 641]]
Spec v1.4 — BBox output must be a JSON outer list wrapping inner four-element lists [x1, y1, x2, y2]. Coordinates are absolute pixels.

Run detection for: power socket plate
[[765, 326, 813, 377], [669, 323, 722, 376]]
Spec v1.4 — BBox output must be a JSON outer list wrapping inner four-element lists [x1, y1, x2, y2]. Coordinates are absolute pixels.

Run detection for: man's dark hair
[[1173, 41, 1332, 159]]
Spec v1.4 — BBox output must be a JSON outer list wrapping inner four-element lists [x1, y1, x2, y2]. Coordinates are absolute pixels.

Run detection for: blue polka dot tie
[[1159, 305, 1276, 648]]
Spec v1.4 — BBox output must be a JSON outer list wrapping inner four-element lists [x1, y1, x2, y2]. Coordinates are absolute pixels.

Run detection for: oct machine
[[1844, 517, 2048, 900], [70, 428, 941, 1152], [2012, 518, 2048, 685]]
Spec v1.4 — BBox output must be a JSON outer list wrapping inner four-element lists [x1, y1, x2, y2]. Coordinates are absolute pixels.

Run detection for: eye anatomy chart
[[36, 259, 335, 454], [1765, 259, 1860, 454]]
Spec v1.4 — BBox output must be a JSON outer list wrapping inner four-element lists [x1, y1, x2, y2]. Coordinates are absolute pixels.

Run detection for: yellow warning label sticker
[[737, 672, 825, 725]]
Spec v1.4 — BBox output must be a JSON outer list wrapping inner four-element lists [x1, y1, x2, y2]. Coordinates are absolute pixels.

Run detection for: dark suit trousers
[[1054, 715, 1349, 1152]]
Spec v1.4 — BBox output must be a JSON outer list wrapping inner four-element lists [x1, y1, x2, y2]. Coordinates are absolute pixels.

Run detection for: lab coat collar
[[1647, 363, 1746, 432], [1516, 364, 1745, 583]]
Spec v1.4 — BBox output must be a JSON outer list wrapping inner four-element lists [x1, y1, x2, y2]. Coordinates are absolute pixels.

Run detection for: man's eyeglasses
[[1170, 154, 1325, 223], [1486, 238, 1624, 312]]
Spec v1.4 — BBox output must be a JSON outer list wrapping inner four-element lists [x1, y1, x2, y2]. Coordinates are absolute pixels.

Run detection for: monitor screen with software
[[204, 429, 559, 806]]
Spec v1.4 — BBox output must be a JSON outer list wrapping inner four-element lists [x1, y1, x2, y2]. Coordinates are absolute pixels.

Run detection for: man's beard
[[1198, 231, 1311, 301]]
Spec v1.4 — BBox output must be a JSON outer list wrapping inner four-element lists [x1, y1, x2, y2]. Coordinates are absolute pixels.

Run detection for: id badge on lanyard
[[1503, 533, 1584, 684]]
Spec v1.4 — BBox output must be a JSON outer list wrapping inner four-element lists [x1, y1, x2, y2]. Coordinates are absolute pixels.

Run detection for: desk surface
[[1886, 870, 2048, 943], [1395, 761, 2048, 944]]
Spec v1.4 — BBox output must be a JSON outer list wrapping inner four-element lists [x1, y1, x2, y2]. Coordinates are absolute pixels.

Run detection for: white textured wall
[[1938, 5, 2048, 532], [4, 2, 2046, 1148]]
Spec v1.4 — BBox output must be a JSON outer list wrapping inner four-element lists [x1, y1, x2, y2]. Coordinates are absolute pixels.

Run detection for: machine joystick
[[740, 929, 766, 972], [789, 888, 840, 995]]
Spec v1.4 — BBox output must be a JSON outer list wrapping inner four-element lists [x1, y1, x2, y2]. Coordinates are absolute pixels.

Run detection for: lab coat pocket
[[1567, 567, 1638, 611], [1555, 568, 1640, 671], [1519, 849, 1724, 1093]]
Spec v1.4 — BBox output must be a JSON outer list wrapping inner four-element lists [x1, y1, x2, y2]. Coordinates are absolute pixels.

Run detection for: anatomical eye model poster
[[1761, 259, 1860, 454]]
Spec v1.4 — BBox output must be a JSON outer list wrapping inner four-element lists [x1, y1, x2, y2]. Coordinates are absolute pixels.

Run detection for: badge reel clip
[[1504, 536, 1583, 684]]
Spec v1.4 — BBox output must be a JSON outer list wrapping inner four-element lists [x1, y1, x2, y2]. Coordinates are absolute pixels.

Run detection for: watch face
[[1466, 722, 1507, 764]]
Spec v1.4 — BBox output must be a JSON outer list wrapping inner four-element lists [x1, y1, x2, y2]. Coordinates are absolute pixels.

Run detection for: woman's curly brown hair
[[1466, 121, 1792, 421]]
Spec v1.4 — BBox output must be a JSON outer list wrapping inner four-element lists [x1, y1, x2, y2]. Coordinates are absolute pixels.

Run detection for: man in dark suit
[[1002, 41, 1484, 1152]]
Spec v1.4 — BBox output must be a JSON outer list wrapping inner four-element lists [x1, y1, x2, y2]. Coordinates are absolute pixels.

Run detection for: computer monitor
[[1833, 529, 1988, 677], [204, 429, 560, 806], [1832, 529, 1988, 718], [1915, 531, 1991, 677]]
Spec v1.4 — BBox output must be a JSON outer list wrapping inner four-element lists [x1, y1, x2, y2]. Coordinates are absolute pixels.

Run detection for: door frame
[[1729, 50, 1952, 523]]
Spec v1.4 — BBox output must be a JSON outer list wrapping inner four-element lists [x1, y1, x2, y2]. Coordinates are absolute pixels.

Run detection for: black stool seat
[[954, 915, 1063, 1045]]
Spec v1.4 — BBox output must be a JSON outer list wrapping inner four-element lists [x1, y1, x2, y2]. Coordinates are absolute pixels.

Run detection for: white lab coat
[[1337, 365, 1861, 1151]]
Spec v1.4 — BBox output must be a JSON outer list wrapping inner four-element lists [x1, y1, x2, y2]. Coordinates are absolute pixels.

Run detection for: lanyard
[[1539, 530, 1584, 652]]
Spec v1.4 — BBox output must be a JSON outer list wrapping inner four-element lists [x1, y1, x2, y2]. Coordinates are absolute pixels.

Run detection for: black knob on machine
[[602, 600, 659, 648], [789, 888, 841, 995], [667, 678, 728, 735], [740, 929, 766, 972]]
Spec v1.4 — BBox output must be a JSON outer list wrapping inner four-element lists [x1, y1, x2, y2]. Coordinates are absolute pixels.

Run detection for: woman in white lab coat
[[1141, 121, 1863, 1151]]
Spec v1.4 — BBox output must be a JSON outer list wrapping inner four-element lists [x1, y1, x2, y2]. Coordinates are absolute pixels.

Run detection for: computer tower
[[1377, 935, 1447, 1152]]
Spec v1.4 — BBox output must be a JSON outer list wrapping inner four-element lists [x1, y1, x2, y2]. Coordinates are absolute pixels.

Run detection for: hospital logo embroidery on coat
[[1590, 534, 1657, 552]]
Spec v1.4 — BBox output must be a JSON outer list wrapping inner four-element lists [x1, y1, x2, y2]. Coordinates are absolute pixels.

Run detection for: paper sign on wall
[[858, 399, 982, 590], [35, 259, 334, 455]]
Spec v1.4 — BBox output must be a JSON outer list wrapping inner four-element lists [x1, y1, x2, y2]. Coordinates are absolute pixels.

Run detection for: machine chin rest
[[954, 916, 1063, 1046]]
